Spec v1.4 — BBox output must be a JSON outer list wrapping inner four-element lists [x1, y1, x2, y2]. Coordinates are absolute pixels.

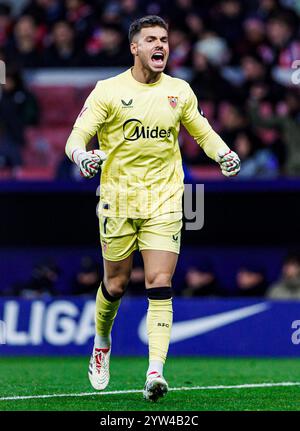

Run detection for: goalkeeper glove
[[217, 149, 241, 177], [71, 149, 107, 179]]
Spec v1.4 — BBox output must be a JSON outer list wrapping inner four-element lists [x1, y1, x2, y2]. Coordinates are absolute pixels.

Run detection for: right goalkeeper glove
[[217, 149, 241, 177], [71, 149, 107, 179]]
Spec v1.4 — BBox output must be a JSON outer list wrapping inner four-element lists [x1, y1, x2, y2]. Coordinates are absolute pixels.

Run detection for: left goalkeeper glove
[[72, 149, 107, 179], [217, 149, 241, 177]]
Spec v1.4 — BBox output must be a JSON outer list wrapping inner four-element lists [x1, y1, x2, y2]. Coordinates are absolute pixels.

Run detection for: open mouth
[[151, 51, 164, 66]]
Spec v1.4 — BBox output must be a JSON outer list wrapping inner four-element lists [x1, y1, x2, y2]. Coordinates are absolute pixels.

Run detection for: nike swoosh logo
[[138, 302, 270, 344]]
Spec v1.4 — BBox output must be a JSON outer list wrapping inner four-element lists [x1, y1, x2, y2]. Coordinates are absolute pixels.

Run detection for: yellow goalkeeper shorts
[[99, 212, 182, 261]]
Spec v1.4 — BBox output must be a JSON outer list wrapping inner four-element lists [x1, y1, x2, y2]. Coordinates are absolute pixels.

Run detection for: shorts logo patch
[[172, 234, 179, 242]]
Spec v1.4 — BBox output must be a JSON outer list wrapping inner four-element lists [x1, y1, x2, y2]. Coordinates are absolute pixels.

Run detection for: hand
[[217, 149, 241, 177], [72, 149, 107, 179]]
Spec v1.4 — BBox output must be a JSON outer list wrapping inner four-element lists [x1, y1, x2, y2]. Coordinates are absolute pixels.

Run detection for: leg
[[89, 216, 137, 390], [142, 250, 177, 368], [138, 212, 182, 400], [95, 253, 134, 348], [142, 250, 178, 401], [142, 249, 178, 289], [103, 253, 134, 297], [139, 211, 182, 290], [95, 215, 137, 347]]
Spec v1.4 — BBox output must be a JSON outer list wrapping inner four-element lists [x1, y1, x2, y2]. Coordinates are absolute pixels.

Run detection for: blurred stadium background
[[0, 0, 300, 411]]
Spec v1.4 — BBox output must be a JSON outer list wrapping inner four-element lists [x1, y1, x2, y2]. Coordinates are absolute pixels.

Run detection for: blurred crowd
[[179, 252, 300, 299], [2, 251, 300, 300], [0, 0, 300, 177]]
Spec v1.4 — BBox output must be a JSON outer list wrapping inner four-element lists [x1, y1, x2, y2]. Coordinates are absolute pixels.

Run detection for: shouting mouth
[[151, 51, 165, 67]]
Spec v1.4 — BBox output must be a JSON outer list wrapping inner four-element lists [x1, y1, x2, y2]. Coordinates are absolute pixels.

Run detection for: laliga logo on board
[[1, 300, 95, 346], [0, 320, 6, 344]]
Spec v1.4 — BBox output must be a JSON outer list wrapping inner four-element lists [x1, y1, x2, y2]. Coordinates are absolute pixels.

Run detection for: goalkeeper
[[65, 15, 240, 402]]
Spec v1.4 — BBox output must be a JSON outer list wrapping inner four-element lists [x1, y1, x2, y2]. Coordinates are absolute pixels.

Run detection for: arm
[[65, 82, 108, 178], [181, 85, 240, 176]]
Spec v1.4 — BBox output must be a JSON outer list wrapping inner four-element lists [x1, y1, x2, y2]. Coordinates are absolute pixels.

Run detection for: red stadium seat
[[25, 126, 71, 149], [14, 166, 55, 180], [0, 168, 13, 180], [21, 85, 95, 179], [24, 126, 71, 168], [189, 166, 223, 180], [30, 85, 81, 126]]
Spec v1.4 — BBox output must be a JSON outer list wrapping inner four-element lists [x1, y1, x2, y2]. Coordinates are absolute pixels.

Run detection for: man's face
[[236, 270, 263, 289], [53, 22, 73, 46], [131, 26, 169, 73], [282, 261, 300, 280], [267, 19, 291, 46]]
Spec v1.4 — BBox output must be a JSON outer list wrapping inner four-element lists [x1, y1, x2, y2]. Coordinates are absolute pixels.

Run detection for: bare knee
[[103, 274, 129, 297], [145, 272, 172, 289]]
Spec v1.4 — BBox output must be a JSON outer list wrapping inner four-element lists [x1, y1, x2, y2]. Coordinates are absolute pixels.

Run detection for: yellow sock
[[95, 283, 121, 342], [147, 297, 173, 363]]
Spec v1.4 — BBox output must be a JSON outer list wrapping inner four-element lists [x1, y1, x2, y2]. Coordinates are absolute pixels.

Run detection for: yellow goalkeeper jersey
[[66, 68, 229, 218]]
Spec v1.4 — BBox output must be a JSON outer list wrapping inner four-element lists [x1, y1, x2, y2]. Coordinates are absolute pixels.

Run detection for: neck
[[131, 65, 161, 84]]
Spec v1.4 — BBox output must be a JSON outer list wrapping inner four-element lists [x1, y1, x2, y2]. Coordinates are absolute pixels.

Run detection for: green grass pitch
[[0, 357, 299, 411]]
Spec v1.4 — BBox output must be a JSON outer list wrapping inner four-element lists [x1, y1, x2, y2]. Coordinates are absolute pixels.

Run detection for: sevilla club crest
[[168, 96, 178, 108]]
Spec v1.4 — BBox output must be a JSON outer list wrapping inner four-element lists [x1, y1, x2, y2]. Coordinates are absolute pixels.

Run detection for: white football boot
[[143, 371, 168, 401], [88, 347, 111, 390]]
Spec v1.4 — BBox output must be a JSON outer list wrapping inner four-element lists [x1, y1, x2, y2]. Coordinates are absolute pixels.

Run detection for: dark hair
[[284, 252, 300, 266], [0, 3, 11, 16], [128, 15, 168, 43]]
